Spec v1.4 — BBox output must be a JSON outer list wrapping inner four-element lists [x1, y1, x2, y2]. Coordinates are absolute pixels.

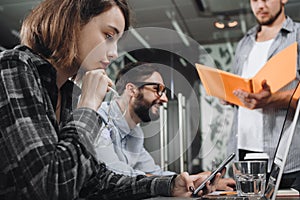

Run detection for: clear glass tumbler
[[233, 160, 267, 198]]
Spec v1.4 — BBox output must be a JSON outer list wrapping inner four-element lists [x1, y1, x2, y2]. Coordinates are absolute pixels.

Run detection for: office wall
[[199, 42, 237, 173], [142, 42, 238, 174]]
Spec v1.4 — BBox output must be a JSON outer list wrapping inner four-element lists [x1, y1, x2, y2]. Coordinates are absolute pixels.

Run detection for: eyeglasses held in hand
[[132, 82, 167, 97]]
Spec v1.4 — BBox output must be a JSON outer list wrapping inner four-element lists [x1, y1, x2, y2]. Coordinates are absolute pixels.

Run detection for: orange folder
[[196, 42, 298, 107]]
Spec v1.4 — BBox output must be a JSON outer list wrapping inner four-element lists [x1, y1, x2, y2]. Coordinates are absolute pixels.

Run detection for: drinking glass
[[233, 160, 267, 198]]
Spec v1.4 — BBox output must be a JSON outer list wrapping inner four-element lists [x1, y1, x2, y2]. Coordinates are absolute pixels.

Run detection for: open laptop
[[201, 100, 300, 200], [263, 99, 300, 200], [201, 98, 300, 200]]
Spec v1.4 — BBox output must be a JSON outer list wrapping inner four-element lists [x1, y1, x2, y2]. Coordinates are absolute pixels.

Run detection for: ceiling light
[[171, 19, 190, 47], [214, 21, 225, 29], [129, 28, 151, 48], [214, 16, 239, 29], [179, 58, 187, 67], [166, 10, 190, 47], [228, 20, 238, 28]]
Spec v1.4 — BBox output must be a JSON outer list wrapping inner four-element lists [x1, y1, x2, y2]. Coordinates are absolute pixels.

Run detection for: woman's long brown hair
[[20, 0, 131, 70]]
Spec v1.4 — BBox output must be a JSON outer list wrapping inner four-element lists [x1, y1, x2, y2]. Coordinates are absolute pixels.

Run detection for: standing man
[[96, 62, 236, 190], [227, 0, 300, 191]]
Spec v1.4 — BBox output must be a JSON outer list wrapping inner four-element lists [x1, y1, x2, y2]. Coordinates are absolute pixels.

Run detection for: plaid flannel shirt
[[0, 46, 174, 200]]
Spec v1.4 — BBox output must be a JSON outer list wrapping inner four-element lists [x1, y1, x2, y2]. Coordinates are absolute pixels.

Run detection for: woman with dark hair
[[0, 0, 219, 199]]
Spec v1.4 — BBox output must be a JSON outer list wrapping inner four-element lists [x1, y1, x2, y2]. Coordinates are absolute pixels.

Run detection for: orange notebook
[[196, 42, 298, 107]]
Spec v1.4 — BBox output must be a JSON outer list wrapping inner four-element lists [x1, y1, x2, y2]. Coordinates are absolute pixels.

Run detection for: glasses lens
[[157, 84, 166, 97], [133, 82, 166, 97]]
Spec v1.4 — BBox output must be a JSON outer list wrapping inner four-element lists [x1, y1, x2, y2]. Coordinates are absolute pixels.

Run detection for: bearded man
[[226, 0, 300, 191], [96, 62, 236, 190]]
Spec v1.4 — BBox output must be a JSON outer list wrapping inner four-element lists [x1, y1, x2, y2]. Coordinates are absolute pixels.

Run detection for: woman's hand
[[77, 69, 113, 111], [171, 171, 221, 197]]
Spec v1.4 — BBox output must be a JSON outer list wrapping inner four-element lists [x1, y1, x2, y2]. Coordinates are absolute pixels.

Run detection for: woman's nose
[[107, 42, 118, 61]]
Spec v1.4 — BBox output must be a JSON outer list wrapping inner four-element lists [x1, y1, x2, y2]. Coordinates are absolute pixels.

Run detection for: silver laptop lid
[[264, 99, 300, 200]]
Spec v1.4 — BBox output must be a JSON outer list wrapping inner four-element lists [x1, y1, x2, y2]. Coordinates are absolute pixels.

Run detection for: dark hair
[[115, 62, 160, 94], [20, 0, 131, 70]]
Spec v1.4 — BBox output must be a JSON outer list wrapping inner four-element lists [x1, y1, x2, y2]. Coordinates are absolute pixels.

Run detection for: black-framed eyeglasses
[[132, 82, 167, 97]]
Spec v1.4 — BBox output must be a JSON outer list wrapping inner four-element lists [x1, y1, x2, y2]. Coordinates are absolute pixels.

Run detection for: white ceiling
[[129, 0, 254, 44], [0, 0, 300, 49], [129, 0, 300, 44]]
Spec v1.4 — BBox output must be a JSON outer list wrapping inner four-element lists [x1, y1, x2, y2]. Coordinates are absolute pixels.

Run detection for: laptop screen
[[264, 99, 300, 200]]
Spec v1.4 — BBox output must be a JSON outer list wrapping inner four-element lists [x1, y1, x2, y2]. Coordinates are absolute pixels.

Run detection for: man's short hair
[[115, 62, 160, 95]]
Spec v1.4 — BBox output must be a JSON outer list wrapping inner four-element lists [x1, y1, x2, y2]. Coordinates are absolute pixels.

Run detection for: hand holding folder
[[196, 42, 298, 107]]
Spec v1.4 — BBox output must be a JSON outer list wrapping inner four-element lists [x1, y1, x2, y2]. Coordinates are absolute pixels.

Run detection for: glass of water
[[233, 160, 267, 198]]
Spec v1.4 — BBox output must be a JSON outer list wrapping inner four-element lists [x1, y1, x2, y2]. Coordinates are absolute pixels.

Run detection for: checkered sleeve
[[0, 56, 102, 199], [80, 167, 175, 200], [0, 49, 175, 200]]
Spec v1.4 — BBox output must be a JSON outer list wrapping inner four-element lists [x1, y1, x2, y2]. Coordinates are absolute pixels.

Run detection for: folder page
[[220, 71, 253, 105], [252, 42, 297, 93], [196, 42, 297, 107], [196, 63, 252, 107]]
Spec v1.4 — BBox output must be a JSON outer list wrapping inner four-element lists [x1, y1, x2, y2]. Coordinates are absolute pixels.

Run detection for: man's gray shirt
[[227, 16, 300, 173], [96, 101, 175, 176]]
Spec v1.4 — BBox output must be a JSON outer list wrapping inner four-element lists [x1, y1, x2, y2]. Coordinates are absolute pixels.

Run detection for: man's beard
[[257, 4, 282, 26], [133, 93, 160, 122]]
